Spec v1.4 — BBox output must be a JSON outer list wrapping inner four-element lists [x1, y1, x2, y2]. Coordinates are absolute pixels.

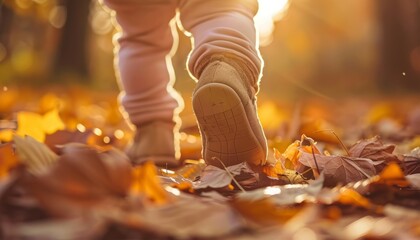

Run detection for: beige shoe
[[126, 121, 181, 168], [192, 57, 268, 168]]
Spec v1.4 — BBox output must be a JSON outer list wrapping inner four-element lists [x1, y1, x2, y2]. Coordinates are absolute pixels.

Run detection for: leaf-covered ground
[[1, 86, 420, 239]]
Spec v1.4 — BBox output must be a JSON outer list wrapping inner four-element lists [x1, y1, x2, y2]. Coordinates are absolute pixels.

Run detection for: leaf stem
[[313, 129, 350, 156], [213, 157, 246, 193]]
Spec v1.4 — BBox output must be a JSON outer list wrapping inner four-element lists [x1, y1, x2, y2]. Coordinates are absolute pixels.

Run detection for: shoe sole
[[192, 83, 266, 167]]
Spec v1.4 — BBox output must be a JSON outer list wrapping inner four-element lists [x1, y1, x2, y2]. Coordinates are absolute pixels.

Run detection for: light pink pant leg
[[103, 0, 182, 126], [178, 0, 262, 93]]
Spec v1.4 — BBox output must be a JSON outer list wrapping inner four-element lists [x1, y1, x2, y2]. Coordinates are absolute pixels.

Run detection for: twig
[[310, 145, 321, 177], [301, 135, 321, 177], [312, 129, 350, 156], [213, 157, 246, 193]]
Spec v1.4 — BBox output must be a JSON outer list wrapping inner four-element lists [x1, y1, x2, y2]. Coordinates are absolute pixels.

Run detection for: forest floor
[[0, 86, 419, 239]]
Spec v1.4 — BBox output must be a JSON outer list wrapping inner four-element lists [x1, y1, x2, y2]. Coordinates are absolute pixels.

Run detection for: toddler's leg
[[178, 0, 268, 168], [104, 0, 182, 167]]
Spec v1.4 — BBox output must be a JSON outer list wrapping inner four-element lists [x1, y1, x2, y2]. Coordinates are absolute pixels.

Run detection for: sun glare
[[255, 0, 290, 46]]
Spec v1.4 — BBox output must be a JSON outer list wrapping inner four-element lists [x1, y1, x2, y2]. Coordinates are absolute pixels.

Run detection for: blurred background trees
[[0, 0, 419, 98]]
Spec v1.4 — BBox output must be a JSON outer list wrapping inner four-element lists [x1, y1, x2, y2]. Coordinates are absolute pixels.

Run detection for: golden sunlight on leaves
[[130, 162, 168, 204], [16, 109, 65, 142], [0, 143, 18, 179]]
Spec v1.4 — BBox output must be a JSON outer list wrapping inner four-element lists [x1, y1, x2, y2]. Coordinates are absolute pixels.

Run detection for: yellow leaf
[[130, 161, 168, 204], [16, 112, 45, 142], [16, 110, 65, 142], [42, 109, 65, 134]]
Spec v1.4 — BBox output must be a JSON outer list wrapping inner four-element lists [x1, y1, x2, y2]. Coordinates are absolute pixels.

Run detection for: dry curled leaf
[[299, 152, 376, 186], [44, 130, 92, 154], [349, 136, 399, 172], [23, 144, 132, 217], [194, 162, 256, 190], [13, 135, 58, 175], [401, 147, 420, 175]]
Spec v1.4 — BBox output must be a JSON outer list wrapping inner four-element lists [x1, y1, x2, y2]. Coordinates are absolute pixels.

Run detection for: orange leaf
[[338, 187, 372, 209], [231, 198, 303, 225], [0, 143, 18, 178], [130, 162, 168, 204], [282, 140, 301, 168], [380, 162, 405, 179], [377, 162, 410, 187]]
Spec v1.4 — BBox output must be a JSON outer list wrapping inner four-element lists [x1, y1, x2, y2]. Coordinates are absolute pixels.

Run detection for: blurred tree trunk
[[54, 0, 91, 82], [0, 4, 14, 62], [376, 0, 420, 92]]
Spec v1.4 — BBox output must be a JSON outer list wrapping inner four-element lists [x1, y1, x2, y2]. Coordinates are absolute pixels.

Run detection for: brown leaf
[[44, 130, 92, 154], [299, 152, 376, 186], [349, 136, 399, 162], [13, 135, 58, 175], [23, 144, 132, 217], [402, 147, 420, 175]]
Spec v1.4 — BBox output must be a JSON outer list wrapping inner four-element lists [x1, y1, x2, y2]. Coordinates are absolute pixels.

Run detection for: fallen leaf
[[44, 130, 92, 153], [23, 144, 132, 217], [13, 135, 58, 175], [337, 187, 374, 209], [135, 195, 245, 238], [231, 198, 304, 225], [402, 147, 420, 175], [406, 174, 420, 189], [299, 152, 376, 186], [349, 136, 399, 172], [236, 175, 324, 205], [130, 162, 168, 204], [376, 162, 410, 188], [16, 110, 65, 142], [193, 162, 257, 190], [3, 215, 106, 240], [0, 143, 18, 178]]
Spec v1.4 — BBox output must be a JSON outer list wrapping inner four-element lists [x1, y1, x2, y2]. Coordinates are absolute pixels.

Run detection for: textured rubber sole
[[192, 83, 266, 167]]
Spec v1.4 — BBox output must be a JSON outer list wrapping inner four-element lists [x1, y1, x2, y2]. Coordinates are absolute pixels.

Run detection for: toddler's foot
[[192, 56, 267, 168], [126, 121, 181, 168]]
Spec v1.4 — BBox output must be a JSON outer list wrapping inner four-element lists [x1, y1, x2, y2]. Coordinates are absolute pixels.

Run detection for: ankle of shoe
[[197, 54, 259, 97]]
